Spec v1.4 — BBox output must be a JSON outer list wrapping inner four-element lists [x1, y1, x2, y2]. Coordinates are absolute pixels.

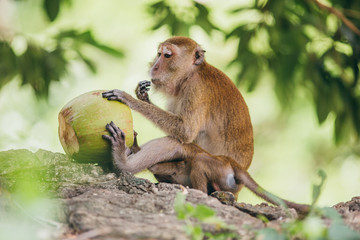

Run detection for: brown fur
[[148, 143, 310, 215], [150, 36, 254, 170], [102, 36, 253, 173], [102, 37, 309, 215]]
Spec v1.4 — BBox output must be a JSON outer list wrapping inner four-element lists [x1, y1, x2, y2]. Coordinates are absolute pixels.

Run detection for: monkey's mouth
[[151, 78, 160, 85]]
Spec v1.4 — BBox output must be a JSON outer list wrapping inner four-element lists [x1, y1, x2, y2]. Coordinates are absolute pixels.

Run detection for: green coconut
[[58, 90, 134, 163]]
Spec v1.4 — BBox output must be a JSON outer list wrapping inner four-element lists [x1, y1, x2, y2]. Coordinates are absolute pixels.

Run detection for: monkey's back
[[195, 63, 254, 170]]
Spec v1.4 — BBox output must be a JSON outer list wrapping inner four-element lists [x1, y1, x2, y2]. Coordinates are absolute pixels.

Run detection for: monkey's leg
[[124, 136, 187, 174], [104, 122, 188, 174]]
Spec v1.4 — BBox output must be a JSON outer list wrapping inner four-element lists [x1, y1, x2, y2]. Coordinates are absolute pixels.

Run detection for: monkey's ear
[[194, 48, 205, 65]]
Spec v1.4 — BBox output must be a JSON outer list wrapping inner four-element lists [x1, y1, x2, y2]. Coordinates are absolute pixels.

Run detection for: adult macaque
[[102, 36, 309, 214], [103, 36, 253, 174]]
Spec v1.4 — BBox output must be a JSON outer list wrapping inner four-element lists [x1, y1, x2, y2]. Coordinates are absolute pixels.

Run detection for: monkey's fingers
[[138, 80, 151, 88], [102, 134, 115, 145], [105, 122, 118, 137], [103, 89, 123, 99], [102, 134, 112, 141], [102, 90, 115, 98], [142, 87, 150, 92], [138, 80, 151, 92], [109, 121, 125, 140]]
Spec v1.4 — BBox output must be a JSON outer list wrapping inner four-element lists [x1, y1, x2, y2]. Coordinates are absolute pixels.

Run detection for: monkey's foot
[[211, 191, 235, 206], [102, 121, 127, 154], [127, 130, 141, 156], [135, 80, 151, 103]]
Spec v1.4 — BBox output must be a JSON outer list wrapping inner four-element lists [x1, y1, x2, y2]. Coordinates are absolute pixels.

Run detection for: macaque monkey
[[102, 36, 309, 214], [102, 36, 253, 174]]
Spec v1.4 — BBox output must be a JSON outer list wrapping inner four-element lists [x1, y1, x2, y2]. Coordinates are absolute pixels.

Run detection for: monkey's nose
[[153, 63, 160, 71]]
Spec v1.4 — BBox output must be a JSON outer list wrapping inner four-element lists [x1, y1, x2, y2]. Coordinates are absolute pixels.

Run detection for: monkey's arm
[[103, 89, 207, 143]]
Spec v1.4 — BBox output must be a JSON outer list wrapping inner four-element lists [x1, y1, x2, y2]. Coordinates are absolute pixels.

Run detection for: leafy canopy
[[0, 0, 123, 98], [148, 0, 360, 143], [1, 0, 359, 143]]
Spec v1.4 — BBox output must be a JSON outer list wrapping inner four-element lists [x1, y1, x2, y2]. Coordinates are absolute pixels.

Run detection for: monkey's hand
[[102, 89, 135, 106], [135, 80, 151, 104]]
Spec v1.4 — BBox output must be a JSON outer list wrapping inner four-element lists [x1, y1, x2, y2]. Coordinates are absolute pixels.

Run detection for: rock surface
[[0, 149, 359, 239]]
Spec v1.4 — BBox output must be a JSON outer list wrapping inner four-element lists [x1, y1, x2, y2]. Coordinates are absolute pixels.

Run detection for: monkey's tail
[[236, 170, 310, 216]]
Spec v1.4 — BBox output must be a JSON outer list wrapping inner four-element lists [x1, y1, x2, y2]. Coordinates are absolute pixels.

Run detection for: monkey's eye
[[164, 53, 172, 58], [157, 52, 161, 57]]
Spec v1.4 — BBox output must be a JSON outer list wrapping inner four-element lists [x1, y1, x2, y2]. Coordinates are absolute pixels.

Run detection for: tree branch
[[310, 0, 360, 36]]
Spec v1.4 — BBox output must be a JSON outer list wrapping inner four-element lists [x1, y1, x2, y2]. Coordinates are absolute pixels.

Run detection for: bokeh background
[[1, 0, 360, 209]]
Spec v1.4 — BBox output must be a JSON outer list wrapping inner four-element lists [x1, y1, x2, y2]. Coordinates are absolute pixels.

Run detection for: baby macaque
[[103, 122, 310, 215]]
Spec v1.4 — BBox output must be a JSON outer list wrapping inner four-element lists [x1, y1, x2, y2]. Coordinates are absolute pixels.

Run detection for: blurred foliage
[[173, 172, 360, 240], [148, 1, 218, 36], [1, 0, 359, 143], [255, 206, 360, 240], [43, 0, 71, 22], [148, 0, 360, 144], [0, 0, 123, 98], [0, 149, 108, 195], [174, 192, 237, 239], [255, 169, 359, 239]]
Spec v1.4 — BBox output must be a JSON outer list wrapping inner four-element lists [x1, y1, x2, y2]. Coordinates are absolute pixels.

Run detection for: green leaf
[[147, 1, 166, 16], [257, 228, 287, 240], [319, 207, 342, 223], [76, 51, 97, 73], [174, 192, 187, 219], [56, 30, 124, 58], [77, 31, 124, 57], [312, 169, 327, 205], [315, 95, 331, 124], [328, 222, 360, 240], [45, 47, 67, 81], [320, 209, 360, 240], [334, 113, 347, 144], [191, 225, 204, 240], [0, 41, 17, 87], [194, 3, 219, 33], [44, 0, 60, 22], [184, 202, 195, 214], [193, 205, 215, 221]]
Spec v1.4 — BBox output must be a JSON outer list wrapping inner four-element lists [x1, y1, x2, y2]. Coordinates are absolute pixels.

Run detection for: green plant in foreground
[[174, 170, 360, 240], [256, 170, 360, 240], [174, 192, 238, 240]]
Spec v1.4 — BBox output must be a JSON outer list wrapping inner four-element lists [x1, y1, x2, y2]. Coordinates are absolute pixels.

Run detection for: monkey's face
[[149, 43, 195, 95]]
